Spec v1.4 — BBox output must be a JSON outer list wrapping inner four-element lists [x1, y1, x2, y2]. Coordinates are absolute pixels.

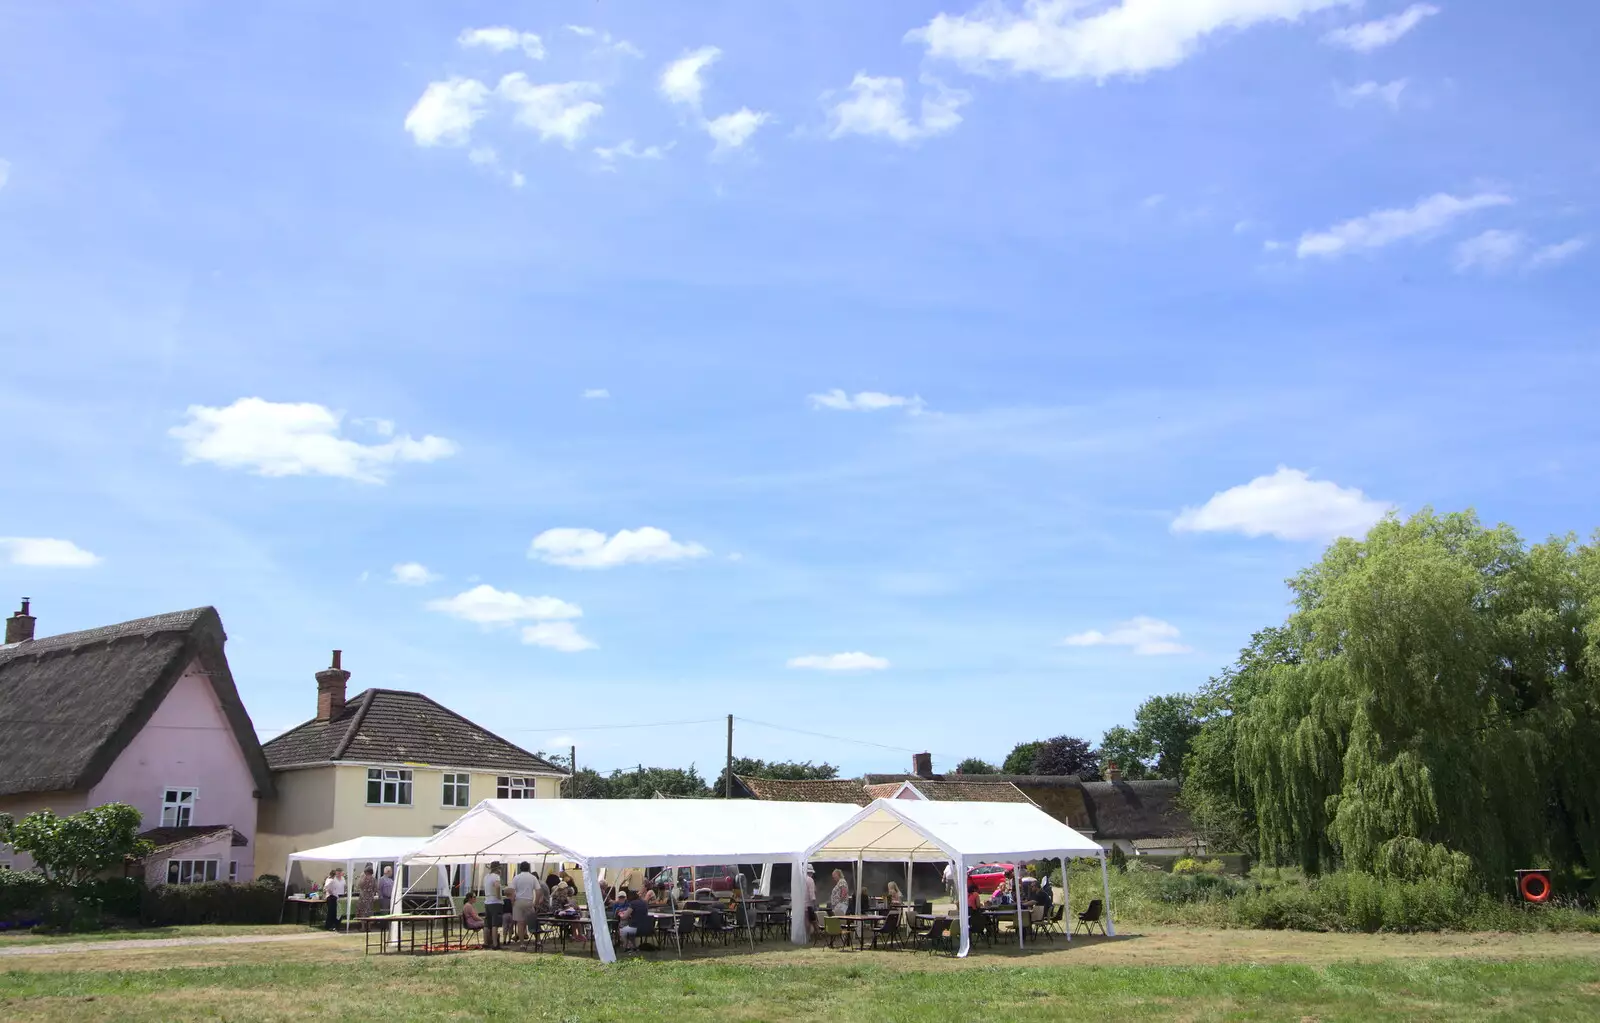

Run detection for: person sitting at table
[[550, 881, 576, 915], [1034, 875, 1054, 910], [885, 881, 903, 908], [966, 886, 982, 914], [617, 889, 656, 952], [545, 870, 562, 891], [829, 869, 851, 915], [461, 893, 485, 936]]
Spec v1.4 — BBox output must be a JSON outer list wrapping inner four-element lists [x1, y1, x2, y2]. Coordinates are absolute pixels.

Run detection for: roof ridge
[[331, 688, 378, 760], [402, 690, 566, 774], [0, 606, 217, 661]]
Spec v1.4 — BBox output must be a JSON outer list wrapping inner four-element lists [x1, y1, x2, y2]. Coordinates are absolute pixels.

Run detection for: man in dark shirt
[[619, 889, 655, 951]]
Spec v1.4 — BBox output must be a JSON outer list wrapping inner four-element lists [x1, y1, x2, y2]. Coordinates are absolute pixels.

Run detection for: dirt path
[[0, 931, 337, 958]]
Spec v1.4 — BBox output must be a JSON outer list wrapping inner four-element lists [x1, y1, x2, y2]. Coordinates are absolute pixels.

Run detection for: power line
[[733, 716, 962, 761]]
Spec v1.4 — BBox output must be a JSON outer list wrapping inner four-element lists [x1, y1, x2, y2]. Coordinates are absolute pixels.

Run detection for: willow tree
[[1233, 510, 1600, 887]]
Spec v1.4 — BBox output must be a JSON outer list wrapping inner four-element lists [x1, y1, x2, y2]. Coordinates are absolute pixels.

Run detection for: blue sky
[[2, 1, 1596, 779]]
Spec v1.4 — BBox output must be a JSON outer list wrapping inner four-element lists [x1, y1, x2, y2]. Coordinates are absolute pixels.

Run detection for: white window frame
[[367, 767, 413, 806], [167, 858, 219, 885], [229, 860, 238, 882], [161, 787, 198, 827], [496, 776, 536, 799], [442, 772, 471, 808]]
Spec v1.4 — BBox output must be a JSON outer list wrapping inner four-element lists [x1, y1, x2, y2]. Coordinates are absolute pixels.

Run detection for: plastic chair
[[1075, 899, 1106, 936], [823, 914, 850, 949]]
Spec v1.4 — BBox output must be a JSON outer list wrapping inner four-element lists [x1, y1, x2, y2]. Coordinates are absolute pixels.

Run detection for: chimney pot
[[912, 751, 934, 779], [1105, 761, 1122, 782], [6, 598, 36, 645], [316, 651, 352, 722]]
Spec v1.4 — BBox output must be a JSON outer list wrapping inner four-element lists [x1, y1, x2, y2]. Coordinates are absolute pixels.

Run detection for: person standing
[[323, 868, 347, 930], [378, 865, 396, 912], [355, 866, 379, 926], [511, 861, 540, 944], [804, 865, 818, 938], [483, 862, 505, 949], [828, 869, 851, 915]]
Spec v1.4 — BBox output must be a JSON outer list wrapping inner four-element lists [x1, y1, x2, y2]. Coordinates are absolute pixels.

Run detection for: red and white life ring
[[1518, 871, 1551, 904]]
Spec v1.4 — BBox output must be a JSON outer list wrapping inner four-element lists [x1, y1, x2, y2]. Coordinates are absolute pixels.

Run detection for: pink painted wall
[[86, 659, 260, 880]]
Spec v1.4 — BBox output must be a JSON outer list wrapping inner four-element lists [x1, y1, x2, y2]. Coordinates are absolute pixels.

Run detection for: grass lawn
[[0, 924, 300, 946], [4, 926, 1600, 1020]]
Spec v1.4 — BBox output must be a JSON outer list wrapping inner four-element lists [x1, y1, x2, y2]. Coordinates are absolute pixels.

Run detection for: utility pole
[[725, 714, 734, 798], [569, 744, 576, 797]]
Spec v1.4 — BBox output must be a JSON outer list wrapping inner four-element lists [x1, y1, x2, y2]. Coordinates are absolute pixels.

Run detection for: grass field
[[5, 925, 1600, 1021]]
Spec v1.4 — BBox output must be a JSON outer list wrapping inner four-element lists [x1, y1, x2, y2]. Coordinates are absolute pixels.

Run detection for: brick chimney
[[6, 598, 35, 644], [316, 649, 350, 722], [912, 751, 934, 779], [1105, 761, 1122, 782]]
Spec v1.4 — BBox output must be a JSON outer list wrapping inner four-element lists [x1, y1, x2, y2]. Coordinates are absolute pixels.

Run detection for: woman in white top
[[511, 861, 540, 943], [483, 863, 505, 949]]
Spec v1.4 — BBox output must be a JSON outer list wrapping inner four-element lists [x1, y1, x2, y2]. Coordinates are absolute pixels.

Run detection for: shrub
[[1172, 858, 1227, 876], [141, 878, 286, 927]]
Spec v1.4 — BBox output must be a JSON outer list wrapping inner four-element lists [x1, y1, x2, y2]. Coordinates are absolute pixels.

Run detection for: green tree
[[1096, 726, 1150, 779], [1231, 510, 1600, 886], [0, 803, 153, 884], [716, 757, 838, 793], [1001, 741, 1043, 775], [1133, 694, 1202, 780], [954, 758, 997, 775]]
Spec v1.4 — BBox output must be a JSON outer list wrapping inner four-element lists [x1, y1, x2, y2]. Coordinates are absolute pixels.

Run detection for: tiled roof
[[0, 606, 274, 798], [733, 777, 872, 804], [262, 689, 565, 775], [138, 825, 243, 852], [893, 780, 1036, 804]]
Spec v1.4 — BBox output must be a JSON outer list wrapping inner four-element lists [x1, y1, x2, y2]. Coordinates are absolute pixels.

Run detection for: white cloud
[[425, 584, 582, 624], [705, 108, 769, 154], [581, 388, 611, 399], [510, 171, 526, 188], [391, 562, 439, 586], [594, 140, 670, 166], [808, 389, 926, 413], [529, 527, 709, 569], [910, 0, 1352, 81], [458, 26, 545, 59], [566, 25, 643, 58], [1295, 192, 1512, 259], [1324, 3, 1440, 52], [0, 158, 9, 190], [496, 74, 604, 146], [0, 537, 101, 568], [827, 74, 971, 143], [1172, 467, 1391, 541], [1528, 237, 1588, 270], [787, 652, 890, 671], [1062, 617, 1191, 656], [660, 46, 721, 108], [170, 398, 457, 484], [403, 78, 491, 147], [468, 146, 499, 166], [1336, 79, 1407, 110], [1452, 229, 1526, 273], [521, 621, 597, 652]]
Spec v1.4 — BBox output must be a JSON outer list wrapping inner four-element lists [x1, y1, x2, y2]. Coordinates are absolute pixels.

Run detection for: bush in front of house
[[0, 872, 144, 932], [140, 877, 286, 927]]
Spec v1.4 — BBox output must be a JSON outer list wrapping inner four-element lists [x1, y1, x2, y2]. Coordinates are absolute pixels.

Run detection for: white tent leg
[[1062, 855, 1071, 943], [954, 854, 971, 958], [1015, 867, 1025, 949], [789, 856, 808, 946], [345, 858, 354, 932], [278, 853, 292, 923], [905, 861, 913, 907], [582, 864, 617, 964], [1099, 852, 1116, 936]]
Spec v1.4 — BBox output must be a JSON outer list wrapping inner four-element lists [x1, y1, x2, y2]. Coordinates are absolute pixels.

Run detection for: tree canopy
[[954, 757, 997, 775], [0, 803, 152, 884], [1192, 509, 1600, 888], [716, 757, 838, 792]]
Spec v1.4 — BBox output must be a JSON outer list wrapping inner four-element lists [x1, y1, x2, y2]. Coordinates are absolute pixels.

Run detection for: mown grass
[[5, 954, 1600, 1021], [0, 923, 297, 946]]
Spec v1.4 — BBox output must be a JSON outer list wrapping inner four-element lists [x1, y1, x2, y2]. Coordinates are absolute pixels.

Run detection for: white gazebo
[[400, 798, 859, 962], [798, 798, 1110, 956], [281, 835, 432, 925]]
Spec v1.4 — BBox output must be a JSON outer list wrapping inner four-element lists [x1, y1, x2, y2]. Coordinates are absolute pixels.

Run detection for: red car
[[649, 865, 748, 893], [966, 862, 1015, 895]]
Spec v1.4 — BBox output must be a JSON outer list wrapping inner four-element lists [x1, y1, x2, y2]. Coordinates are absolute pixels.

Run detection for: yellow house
[[256, 651, 566, 886]]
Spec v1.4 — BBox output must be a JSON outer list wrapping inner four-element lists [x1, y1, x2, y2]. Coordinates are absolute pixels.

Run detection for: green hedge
[[140, 878, 286, 927], [0, 873, 144, 932]]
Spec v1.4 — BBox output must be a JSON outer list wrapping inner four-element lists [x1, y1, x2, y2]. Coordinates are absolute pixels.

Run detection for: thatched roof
[[1080, 780, 1189, 840], [0, 606, 274, 798], [733, 776, 872, 804], [262, 688, 565, 775]]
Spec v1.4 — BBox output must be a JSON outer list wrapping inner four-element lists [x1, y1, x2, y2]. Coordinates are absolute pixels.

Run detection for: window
[[367, 768, 413, 806], [442, 772, 470, 808], [161, 788, 197, 827], [167, 859, 219, 885], [229, 861, 238, 882], [497, 776, 535, 799]]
